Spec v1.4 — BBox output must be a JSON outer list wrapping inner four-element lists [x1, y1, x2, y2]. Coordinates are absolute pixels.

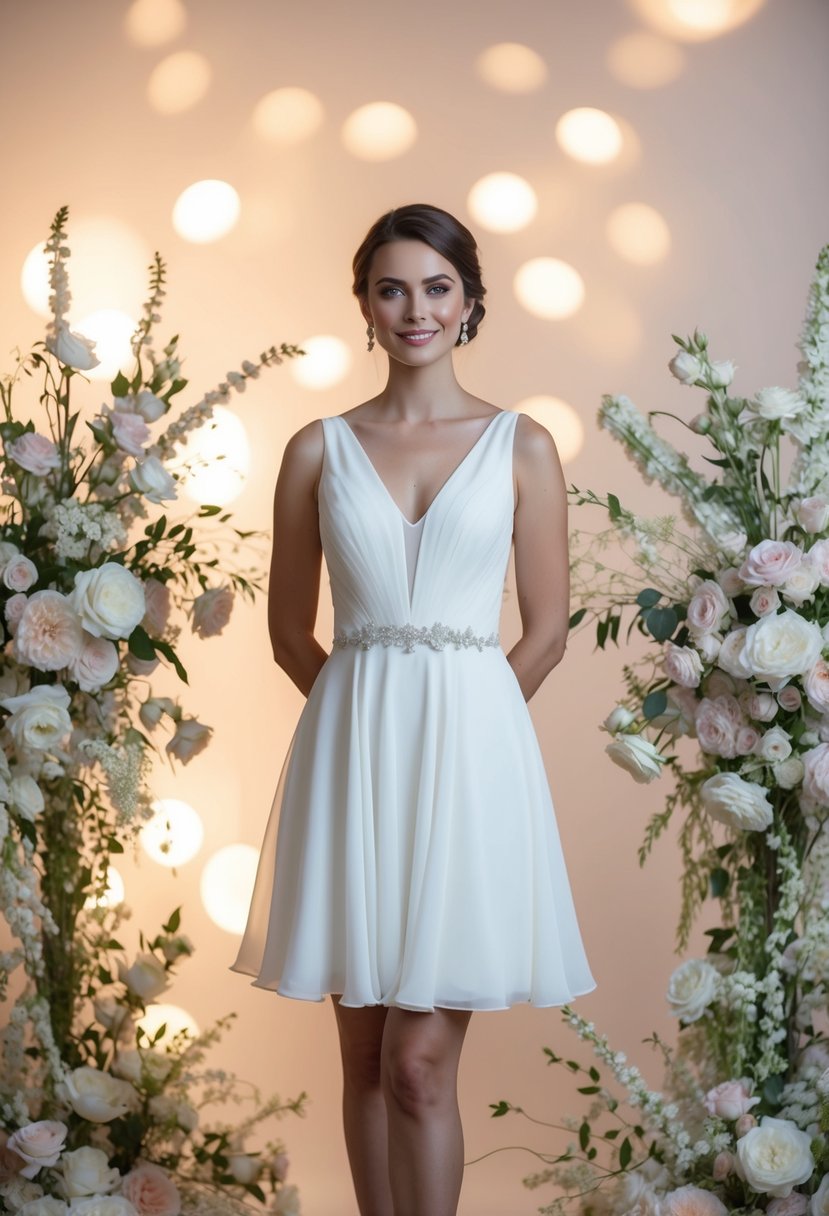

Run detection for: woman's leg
[[331, 996, 394, 1216], [381, 1007, 473, 1216]]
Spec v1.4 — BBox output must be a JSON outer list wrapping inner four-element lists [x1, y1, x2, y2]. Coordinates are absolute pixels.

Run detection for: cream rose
[[756, 726, 792, 763], [120, 1162, 180, 1216], [796, 497, 829, 534], [604, 734, 665, 784], [663, 643, 703, 688], [61, 1066, 137, 1123], [66, 1199, 138, 1216], [696, 633, 722, 663], [602, 705, 634, 733], [227, 1153, 262, 1185], [69, 564, 145, 641], [687, 580, 730, 634], [668, 351, 703, 385], [46, 326, 99, 371], [165, 719, 212, 765], [6, 592, 28, 632], [3, 554, 39, 592], [736, 1116, 814, 1197], [769, 1193, 809, 1216], [808, 540, 829, 586], [5, 1121, 67, 1179], [60, 1146, 120, 1198], [6, 432, 61, 476], [271, 1185, 300, 1216], [740, 690, 778, 722], [750, 586, 781, 617], [773, 757, 805, 790], [804, 659, 829, 714], [14, 591, 84, 671], [695, 695, 742, 759], [739, 540, 803, 587], [17, 1197, 69, 1216], [717, 628, 754, 679], [783, 561, 820, 607], [662, 1185, 728, 1216], [130, 457, 177, 504], [704, 1079, 760, 1121], [667, 959, 719, 1022], [1, 685, 72, 752], [9, 775, 45, 821], [811, 1173, 829, 1216], [68, 633, 119, 693], [743, 610, 824, 681], [802, 743, 829, 806], [118, 953, 168, 1002], [700, 772, 774, 831], [192, 587, 234, 639]]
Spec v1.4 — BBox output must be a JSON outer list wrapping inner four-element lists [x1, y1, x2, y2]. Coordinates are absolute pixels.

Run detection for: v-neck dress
[[231, 409, 595, 1011]]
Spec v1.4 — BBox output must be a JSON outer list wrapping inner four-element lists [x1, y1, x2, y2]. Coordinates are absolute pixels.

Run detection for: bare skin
[[266, 238, 571, 1214]]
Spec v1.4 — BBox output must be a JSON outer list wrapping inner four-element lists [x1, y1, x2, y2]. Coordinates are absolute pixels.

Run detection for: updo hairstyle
[[352, 203, 487, 345]]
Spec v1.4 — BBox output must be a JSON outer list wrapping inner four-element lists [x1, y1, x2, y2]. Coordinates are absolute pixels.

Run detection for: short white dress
[[231, 409, 595, 1010]]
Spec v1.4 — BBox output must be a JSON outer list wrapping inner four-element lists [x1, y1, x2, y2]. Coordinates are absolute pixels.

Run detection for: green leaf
[[589, 1066, 600, 1082], [607, 493, 622, 521], [569, 608, 587, 630], [604, 1128, 620, 1141], [128, 625, 156, 661], [164, 906, 182, 934], [246, 1184, 266, 1204], [18, 817, 37, 847], [636, 588, 661, 609], [709, 868, 730, 898], [643, 605, 678, 641], [111, 372, 131, 397], [489, 1100, 511, 1117], [153, 638, 189, 684], [198, 504, 223, 517], [577, 1085, 600, 1095], [643, 690, 667, 719], [619, 1137, 632, 1169], [579, 1121, 590, 1151], [763, 1074, 785, 1106], [106, 836, 125, 854]]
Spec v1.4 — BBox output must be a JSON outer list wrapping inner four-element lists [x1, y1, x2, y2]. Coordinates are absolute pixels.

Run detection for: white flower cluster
[[47, 499, 127, 563]]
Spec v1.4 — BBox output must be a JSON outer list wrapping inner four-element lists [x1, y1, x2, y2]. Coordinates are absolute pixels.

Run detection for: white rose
[[750, 586, 780, 617], [695, 632, 722, 663], [5, 592, 28, 632], [271, 1184, 301, 1216], [165, 718, 212, 765], [227, 1154, 262, 1185], [773, 757, 804, 790], [6, 432, 61, 476], [9, 775, 45, 821], [716, 567, 744, 598], [796, 497, 829, 534], [743, 610, 824, 681], [109, 412, 150, 459], [14, 591, 84, 671], [604, 734, 665, 784], [663, 644, 703, 688], [67, 1199, 138, 1216], [668, 350, 703, 385], [61, 1066, 137, 1123], [117, 953, 168, 1002], [111, 1051, 142, 1084], [756, 726, 792, 763], [804, 659, 829, 714], [134, 390, 166, 423], [68, 634, 119, 693], [747, 387, 807, 422], [717, 627, 754, 679], [3, 554, 38, 592], [192, 587, 234, 639], [60, 1147, 120, 1198], [812, 1174, 829, 1216], [802, 743, 829, 806], [69, 564, 145, 641], [17, 1198, 69, 1216], [0, 685, 72, 752], [130, 456, 177, 504], [602, 705, 634, 733], [736, 1116, 814, 1197], [739, 540, 803, 588], [666, 959, 719, 1022], [663, 1186, 728, 1216], [687, 580, 730, 634], [701, 772, 774, 831], [708, 359, 736, 388], [6, 1121, 68, 1179], [740, 690, 778, 722], [783, 561, 820, 607], [46, 326, 99, 371], [808, 540, 829, 586]]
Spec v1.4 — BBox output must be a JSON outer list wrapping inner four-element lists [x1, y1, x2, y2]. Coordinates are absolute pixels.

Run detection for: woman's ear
[[359, 298, 373, 327], [462, 299, 475, 323]]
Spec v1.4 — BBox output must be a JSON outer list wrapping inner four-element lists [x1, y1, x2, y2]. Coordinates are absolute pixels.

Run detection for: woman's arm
[[506, 413, 570, 702], [267, 419, 329, 697]]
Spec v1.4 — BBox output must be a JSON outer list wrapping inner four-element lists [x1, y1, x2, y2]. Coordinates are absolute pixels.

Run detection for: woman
[[232, 203, 595, 1216]]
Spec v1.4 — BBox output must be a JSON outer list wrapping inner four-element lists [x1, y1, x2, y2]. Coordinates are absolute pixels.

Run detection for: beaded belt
[[332, 621, 500, 655]]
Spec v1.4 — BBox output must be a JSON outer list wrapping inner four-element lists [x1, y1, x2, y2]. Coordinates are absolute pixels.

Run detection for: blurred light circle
[[630, 0, 766, 40], [341, 102, 417, 161], [253, 87, 324, 145], [556, 108, 623, 165], [291, 335, 352, 390], [514, 258, 585, 320], [467, 173, 538, 234], [172, 179, 240, 244], [178, 404, 251, 506], [141, 798, 204, 867], [138, 1003, 200, 1044], [147, 51, 211, 114], [200, 844, 259, 934], [75, 309, 137, 382], [21, 217, 150, 320], [515, 397, 585, 464], [84, 866, 125, 910], [606, 31, 686, 88], [125, 0, 187, 46], [475, 42, 547, 93], [606, 203, 671, 265]]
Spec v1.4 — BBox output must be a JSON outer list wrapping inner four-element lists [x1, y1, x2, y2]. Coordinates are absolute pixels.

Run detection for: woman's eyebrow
[[374, 273, 456, 286]]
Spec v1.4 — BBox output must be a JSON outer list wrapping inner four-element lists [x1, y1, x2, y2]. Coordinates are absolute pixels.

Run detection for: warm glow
[[467, 173, 538, 234], [291, 335, 352, 390], [514, 398, 585, 464], [124, 0, 186, 46], [200, 844, 259, 934], [75, 309, 137, 382], [606, 203, 671, 265], [141, 798, 205, 868], [172, 179, 241, 244], [84, 867, 125, 910], [606, 31, 686, 88], [253, 87, 324, 145], [475, 42, 548, 93], [341, 102, 417, 161], [630, 0, 766, 40], [138, 1003, 200, 1045], [556, 108, 624, 165], [514, 258, 585, 320], [147, 51, 211, 114], [21, 217, 150, 321], [177, 404, 251, 506]]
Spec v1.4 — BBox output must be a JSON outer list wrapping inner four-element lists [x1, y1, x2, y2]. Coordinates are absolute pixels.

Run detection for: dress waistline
[[332, 621, 500, 655]]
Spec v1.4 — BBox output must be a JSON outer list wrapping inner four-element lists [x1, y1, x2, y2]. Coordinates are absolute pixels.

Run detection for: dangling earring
[[460, 320, 469, 346], [366, 324, 375, 353]]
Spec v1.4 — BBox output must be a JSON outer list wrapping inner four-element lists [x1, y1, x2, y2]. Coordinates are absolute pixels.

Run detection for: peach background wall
[[1, 1, 828, 1212]]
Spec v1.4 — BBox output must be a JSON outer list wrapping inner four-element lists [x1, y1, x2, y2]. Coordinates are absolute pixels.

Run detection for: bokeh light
[[84, 867, 125, 910], [200, 844, 259, 934], [176, 404, 251, 506], [141, 798, 205, 868], [75, 309, 137, 382], [138, 1003, 200, 1044], [556, 108, 624, 165], [290, 335, 352, 390], [147, 50, 211, 114], [467, 173, 538, 234], [252, 87, 324, 145], [515, 397, 585, 464], [630, 0, 766, 40], [606, 203, 672, 265], [172, 180, 240, 244], [124, 0, 186, 46], [606, 31, 686, 88], [341, 102, 417, 161], [475, 42, 548, 93], [514, 258, 585, 320], [21, 216, 150, 320]]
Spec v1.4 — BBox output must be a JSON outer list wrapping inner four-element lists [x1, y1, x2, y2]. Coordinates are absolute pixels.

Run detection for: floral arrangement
[[493, 246, 829, 1215], [0, 208, 305, 1215]]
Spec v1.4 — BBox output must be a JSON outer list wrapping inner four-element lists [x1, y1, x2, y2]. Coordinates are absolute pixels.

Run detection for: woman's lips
[[397, 330, 438, 345]]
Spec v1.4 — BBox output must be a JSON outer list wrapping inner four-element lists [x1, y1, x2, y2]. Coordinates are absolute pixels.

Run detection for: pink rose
[[663, 643, 703, 688], [142, 579, 171, 637], [14, 590, 84, 671], [687, 580, 730, 634], [739, 539, 804, 587], [804, 659, 829, 714], [777, 686, 802, 712], [5, 592, 27, 632], [696, 694, 742, 758], [716, 567, 744, 597], [127, 653, 160, 675], [5, 1120, 67, 1178], [807, 539, 829, 586], [736, 725, 760, 754], [165, 718, 212, 764], [0, 1130, 26, 1184], [68, 632, 119, 692], [740, 690, 778, 722], [802, 742, 829, 805], [192, 587, 234, 639], [734, 1112, 757, 1137], [3, 554, 38, 593], [111, 410, 151, 458], [662, 1185, 728, 1216], [767, 1196, 809, 1216], [712, 1151, 734, 1182], [750, 586, 780, 617], [269, 1152, 290, 1182], [795, 496, 829, 534], [121, 1161, 181, 1216], [6, 432, 61, 476], [704, 1079, 760, 1121]]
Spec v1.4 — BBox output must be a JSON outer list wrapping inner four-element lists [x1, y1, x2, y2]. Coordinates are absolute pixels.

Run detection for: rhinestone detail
[[333, 621, 500, 655]]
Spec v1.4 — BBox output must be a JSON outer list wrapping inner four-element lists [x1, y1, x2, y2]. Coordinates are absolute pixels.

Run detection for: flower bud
[[735, 1113, 757, 1137], [713, 1151, 734, 1181], [690, 414, 712, 434], [602, 705, 634, 734], [708, 359, 735, 388]]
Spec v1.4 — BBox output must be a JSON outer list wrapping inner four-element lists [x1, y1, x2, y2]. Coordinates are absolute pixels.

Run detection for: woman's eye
[[380, 287, 402, 297], [428, 284, 449, 294]]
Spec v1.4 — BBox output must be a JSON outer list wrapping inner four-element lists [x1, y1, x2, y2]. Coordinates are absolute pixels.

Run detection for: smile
[[397, 330, 438, 345]]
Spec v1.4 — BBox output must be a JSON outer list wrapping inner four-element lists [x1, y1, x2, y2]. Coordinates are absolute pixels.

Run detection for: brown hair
[[352, 203, 487, 344]]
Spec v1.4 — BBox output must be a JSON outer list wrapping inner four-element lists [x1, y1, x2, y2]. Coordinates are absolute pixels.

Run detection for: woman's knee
[[382, 1043, 448, 1115]]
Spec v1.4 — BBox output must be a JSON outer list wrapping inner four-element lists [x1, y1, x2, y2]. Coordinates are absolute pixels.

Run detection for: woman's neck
[[377, 354, 470, 421]]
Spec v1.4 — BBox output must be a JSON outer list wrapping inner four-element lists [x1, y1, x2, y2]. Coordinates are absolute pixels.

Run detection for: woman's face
[[361, 239, 473, 365]]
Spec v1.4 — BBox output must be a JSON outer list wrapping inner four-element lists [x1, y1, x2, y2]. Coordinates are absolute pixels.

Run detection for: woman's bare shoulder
[[513, 410, 562, 464]]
